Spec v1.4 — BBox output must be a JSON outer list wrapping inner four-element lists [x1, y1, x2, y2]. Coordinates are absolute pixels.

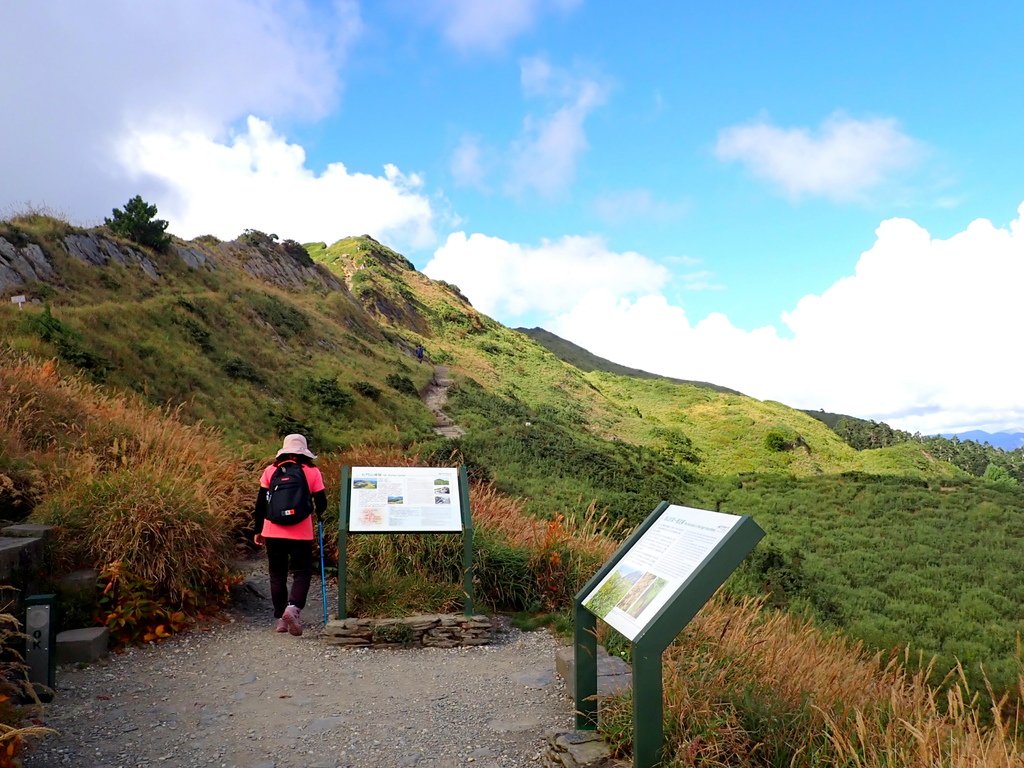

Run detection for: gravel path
[[23, 558, 574, 768]]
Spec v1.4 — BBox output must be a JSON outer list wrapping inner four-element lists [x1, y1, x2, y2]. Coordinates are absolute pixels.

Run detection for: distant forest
[[805, 412, 1024, 484]]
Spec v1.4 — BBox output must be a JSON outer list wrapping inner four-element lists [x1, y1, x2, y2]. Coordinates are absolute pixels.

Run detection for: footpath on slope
[[422, 366, 465, 439], [23, 557, 575, 768]]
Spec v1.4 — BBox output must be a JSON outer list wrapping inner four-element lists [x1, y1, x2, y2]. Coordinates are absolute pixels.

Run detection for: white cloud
[[429, 205, 1024, 434], [508, 57, 609, 197], [715, 113, 922, 201], [451, 135, 488, 189], [121, 116, 436, 248], [0, 1, 359, 223], [423, 231, 669, 317], [426, 0, 582, 53]]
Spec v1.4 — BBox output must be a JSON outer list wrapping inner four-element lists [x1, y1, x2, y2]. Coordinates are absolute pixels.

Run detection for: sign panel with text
[[348, 466, 463, 532], [581, 505, 742, 640]]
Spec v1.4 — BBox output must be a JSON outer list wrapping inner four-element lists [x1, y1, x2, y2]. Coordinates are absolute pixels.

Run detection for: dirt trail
[[422, 365, 465, 439], [23, 557, 574, 768]]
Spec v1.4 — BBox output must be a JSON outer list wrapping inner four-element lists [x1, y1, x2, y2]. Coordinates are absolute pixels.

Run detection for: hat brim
[[276, 447, 317, 459]]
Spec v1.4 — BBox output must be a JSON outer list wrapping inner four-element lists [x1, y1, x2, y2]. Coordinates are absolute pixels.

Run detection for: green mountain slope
[[1, 215, 968, 481], [5, 213, 1024, 699], [516, 326, 742, 394]]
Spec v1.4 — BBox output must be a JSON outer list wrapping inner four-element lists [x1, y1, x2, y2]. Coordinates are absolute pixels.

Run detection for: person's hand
[[254, 533, 265, 546]]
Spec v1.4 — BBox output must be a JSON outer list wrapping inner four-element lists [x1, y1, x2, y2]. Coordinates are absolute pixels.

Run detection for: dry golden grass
[[1, 348, 250, 606], [621, 594, 1024, 767]]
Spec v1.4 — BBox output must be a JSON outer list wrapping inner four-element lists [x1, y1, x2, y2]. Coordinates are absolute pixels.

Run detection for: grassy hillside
[[3, 212, 1024, 705], [517, 325, 742, 394]]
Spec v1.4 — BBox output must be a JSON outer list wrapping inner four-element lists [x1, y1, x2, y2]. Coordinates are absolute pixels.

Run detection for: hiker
[[253, 433, 328, 636], [415, 344, 424, 363]]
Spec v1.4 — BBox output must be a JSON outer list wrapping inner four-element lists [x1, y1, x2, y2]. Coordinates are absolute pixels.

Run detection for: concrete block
[[0, 536, 43, 581], [60, 569, 99, 592], [1, 524, 56, 539], [555, 644, 632, 697], [56, 627, 109, 664]]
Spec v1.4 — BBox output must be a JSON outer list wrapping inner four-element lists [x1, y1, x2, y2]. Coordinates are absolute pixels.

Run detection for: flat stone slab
[[545, 730, 624, 767], [56, 627, 109, 664]]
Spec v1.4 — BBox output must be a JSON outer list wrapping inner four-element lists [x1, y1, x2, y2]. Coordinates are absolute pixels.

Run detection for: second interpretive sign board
[[581, 505, 742, 641], [574, 501, 763, 768], [348, 466, 463, 533]]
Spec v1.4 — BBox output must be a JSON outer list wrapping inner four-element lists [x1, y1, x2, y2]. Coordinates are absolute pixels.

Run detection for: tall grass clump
[[0, 347, 250, 644], [598, 593, 1024, 767]]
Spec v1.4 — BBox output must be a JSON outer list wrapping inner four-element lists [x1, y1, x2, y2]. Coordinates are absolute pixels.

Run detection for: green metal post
[[572, 501, 669, 732], [337, 466, 351, 619], [458, 465, 474, 616], [573, 602, 598, 729], [632, 648, 664, 768]]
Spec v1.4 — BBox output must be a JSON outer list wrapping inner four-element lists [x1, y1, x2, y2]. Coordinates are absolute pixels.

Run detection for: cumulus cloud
[[507, 57, 609, 196], [0, 1, 359, 222], [423, 231, 669, 317], [425, 0, 582, 53], [122, 116, 436, 248], [428, 205, 1024, 434], [715, 113, 922, 201]]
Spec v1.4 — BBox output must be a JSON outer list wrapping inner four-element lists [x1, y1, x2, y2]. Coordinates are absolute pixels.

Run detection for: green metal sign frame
[[337, 465, 475, 619], [573, 502, 764, 768]]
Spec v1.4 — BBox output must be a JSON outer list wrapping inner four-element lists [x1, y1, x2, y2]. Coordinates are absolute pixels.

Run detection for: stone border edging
[[321, 613, 493, 648]]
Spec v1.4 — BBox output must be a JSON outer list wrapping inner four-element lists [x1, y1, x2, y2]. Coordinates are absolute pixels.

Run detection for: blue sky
[[2, 1, 1022, 435]]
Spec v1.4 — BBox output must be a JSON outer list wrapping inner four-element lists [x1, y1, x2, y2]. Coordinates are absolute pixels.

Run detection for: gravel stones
[[23, 558, 574, 768]]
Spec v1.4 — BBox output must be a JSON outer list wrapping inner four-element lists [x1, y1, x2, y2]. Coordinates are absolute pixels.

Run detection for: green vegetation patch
[[708, 472, 1024, 696]]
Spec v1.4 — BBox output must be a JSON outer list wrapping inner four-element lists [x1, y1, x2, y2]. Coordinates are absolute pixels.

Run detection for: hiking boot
[[283, 604, 303, 636], [275, 618, 288, 633]]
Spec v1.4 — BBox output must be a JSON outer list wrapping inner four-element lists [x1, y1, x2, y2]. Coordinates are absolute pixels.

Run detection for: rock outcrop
[[0, 236, 55, 291], [63, 233, 161, 280], [212, 240, 344, 292], [1, 229, 345, 295]]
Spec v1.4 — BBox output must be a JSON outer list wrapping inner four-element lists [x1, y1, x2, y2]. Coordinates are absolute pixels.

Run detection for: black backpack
[[265, 460, 313, 525]]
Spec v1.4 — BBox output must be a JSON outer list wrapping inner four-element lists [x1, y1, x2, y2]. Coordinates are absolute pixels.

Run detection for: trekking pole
[[317, 517, 328, 623]]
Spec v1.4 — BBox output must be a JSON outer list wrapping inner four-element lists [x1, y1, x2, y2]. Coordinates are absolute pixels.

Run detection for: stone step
[[2, 523, 55, 539], [0, 535, 44, 581], [56, 627, 109, 665], [60, 569, 99, 592]]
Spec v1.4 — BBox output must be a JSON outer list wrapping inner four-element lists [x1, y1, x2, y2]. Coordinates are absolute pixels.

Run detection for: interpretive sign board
[[573, 502, 763, 768], [582, 505, 742, 641], [348, 466, 463, 533], [338, 465, 474, 618]]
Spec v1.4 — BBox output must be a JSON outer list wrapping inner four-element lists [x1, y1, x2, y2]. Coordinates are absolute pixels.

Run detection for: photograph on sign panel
[[621, 574, 668, 619], [583, 564, 644, 620]]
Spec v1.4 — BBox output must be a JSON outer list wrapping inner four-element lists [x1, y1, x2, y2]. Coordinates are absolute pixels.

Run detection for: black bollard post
[[25, 594, 57, 692]]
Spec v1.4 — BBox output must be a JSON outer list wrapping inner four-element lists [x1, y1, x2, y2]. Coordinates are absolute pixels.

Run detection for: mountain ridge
[[0, 214, 986, 487], [515, 326, 742, 395]]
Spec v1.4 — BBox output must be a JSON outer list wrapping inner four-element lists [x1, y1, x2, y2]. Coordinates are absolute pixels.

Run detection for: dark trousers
[[265, 537, 313, 617]]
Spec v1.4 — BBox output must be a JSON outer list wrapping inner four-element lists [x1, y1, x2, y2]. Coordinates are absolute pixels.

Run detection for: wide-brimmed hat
[[276, 433, 317, 459]]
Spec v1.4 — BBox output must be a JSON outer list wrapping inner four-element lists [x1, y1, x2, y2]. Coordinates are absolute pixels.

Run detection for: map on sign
[[582, 505, 742, 640], [348, 466, 462, 532]]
